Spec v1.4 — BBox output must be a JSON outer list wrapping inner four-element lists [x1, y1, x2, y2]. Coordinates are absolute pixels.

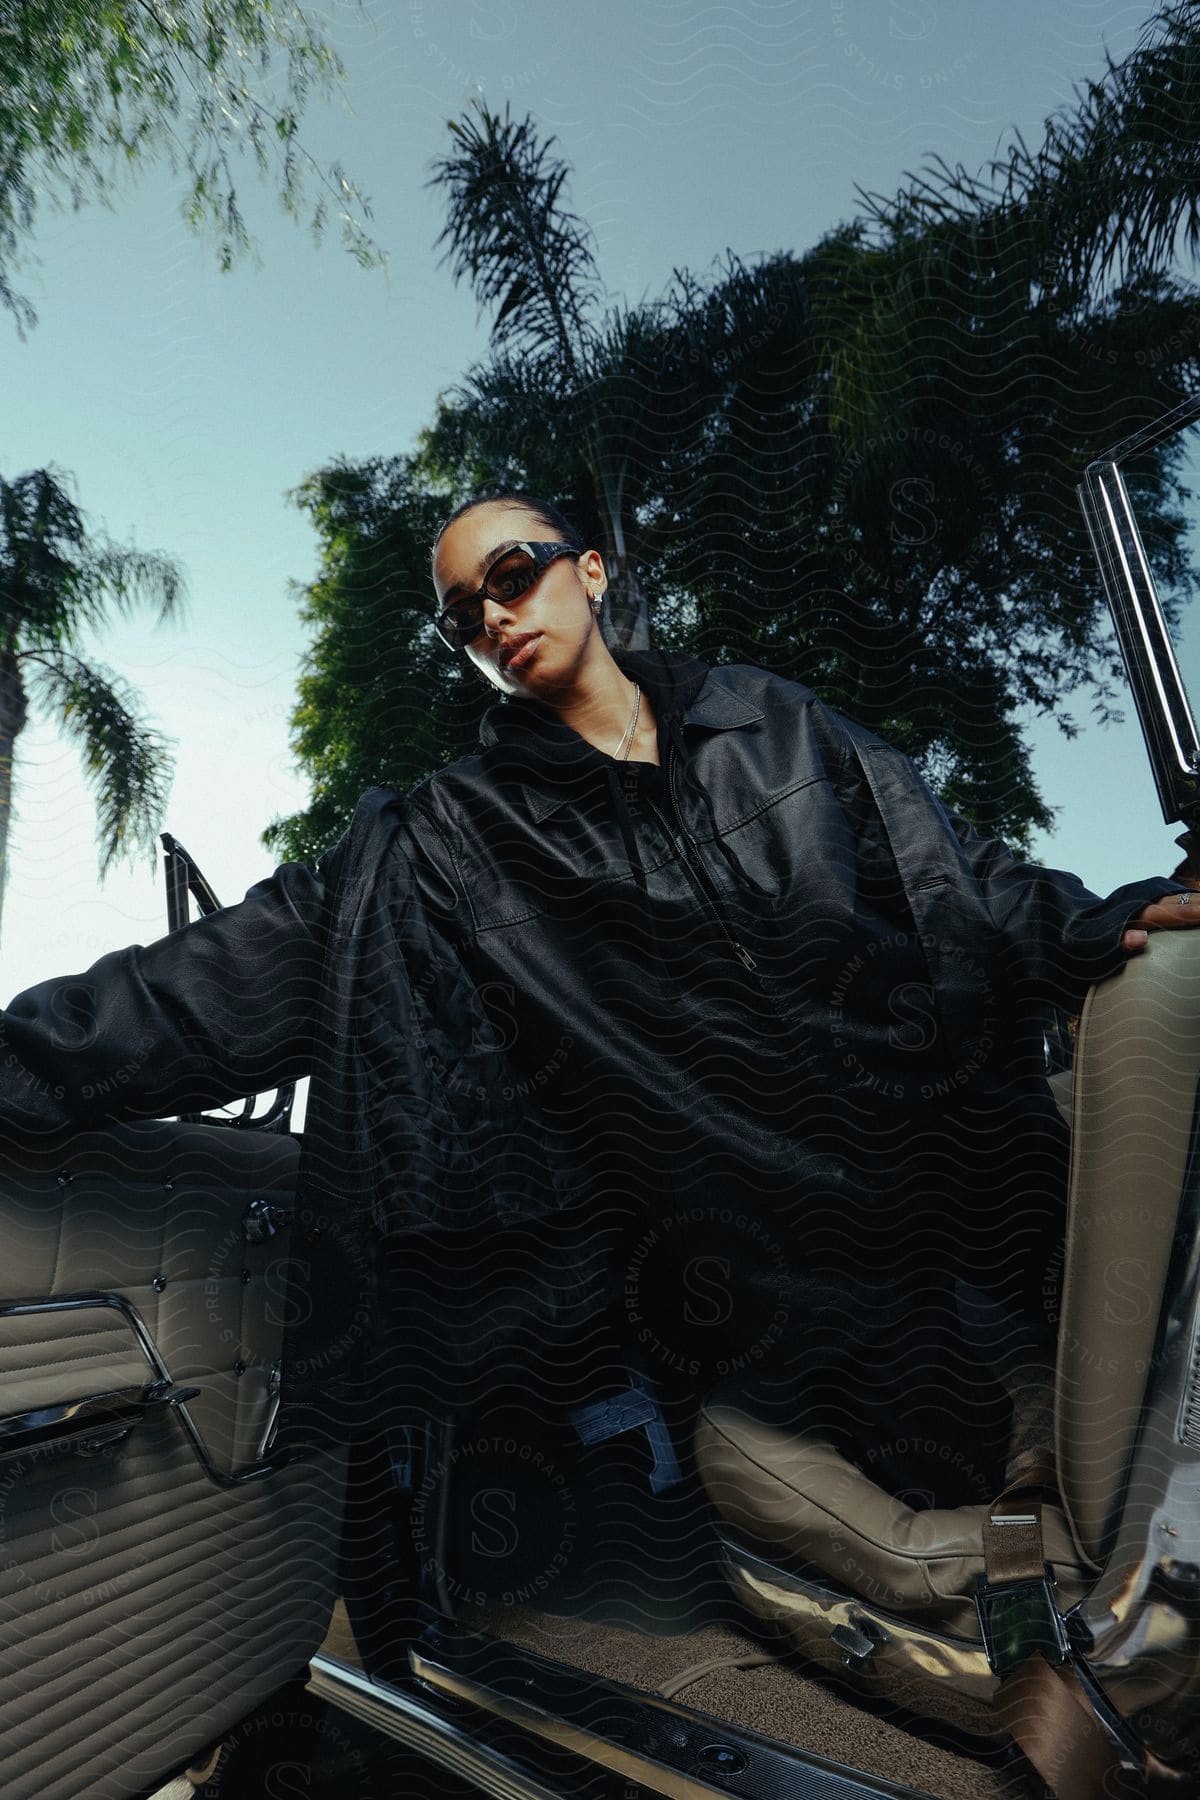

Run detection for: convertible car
[[2, 398, 1200, 1800]]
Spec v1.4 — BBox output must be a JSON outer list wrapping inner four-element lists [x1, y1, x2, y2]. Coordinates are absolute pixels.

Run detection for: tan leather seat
[[694, 931, 1200, 1655], [695, 1385, 1092, 1639]]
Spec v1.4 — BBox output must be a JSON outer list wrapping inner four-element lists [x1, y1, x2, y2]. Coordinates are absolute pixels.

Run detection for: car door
[[0, 837, 348, 1800]]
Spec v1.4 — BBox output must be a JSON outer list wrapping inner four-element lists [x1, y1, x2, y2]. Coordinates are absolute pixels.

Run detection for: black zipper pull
[[732, 942, 758, 971]]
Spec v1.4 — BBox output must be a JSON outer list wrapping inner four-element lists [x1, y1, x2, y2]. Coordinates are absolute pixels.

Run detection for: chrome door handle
[[0, 1378, 202, 1463], [0, 1294, 288, 1484]]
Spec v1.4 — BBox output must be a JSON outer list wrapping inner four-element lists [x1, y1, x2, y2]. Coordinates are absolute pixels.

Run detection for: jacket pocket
[[460, 810, 655, 932]]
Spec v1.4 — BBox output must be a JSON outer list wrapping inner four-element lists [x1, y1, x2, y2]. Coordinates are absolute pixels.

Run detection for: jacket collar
[[477, 650, 764, 822]]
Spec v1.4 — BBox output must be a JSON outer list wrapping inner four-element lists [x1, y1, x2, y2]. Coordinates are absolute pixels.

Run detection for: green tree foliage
[[0, 0, 381, 331], [272, 2, 1200, 860], [0, 467, 184, 932], [263, 458, 491, 864]]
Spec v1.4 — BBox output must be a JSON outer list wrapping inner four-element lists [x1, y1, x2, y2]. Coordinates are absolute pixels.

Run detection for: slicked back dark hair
[[430, 489, 585, 567]]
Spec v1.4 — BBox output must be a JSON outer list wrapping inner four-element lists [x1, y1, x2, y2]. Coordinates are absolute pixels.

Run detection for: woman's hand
[[1122, 892, 1200, 952]]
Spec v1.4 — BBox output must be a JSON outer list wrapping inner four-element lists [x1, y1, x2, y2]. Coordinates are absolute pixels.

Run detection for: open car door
[[0, 837, 348, 1800]]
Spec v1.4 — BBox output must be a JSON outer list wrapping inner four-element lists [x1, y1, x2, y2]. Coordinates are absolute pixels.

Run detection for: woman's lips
[[504, 634, 542, 671]]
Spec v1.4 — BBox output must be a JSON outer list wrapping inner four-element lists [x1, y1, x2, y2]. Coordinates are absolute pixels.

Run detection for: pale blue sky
[[0, 0, 1189, 1001]]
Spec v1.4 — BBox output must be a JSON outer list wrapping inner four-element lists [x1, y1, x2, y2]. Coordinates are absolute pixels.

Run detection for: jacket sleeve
[[943, 806, 1190, 1010], [0, 856, 331, 1140], [813, 691, 1191, 1011]]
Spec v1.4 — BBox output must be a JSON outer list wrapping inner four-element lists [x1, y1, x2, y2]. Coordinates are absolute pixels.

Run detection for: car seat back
[[1056, 928, 1200, 1566]]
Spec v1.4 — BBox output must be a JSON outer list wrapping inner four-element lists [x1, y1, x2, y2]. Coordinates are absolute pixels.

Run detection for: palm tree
[[850, 1, 1200, 309], [286, 13, 1200, 857], [0, 467, 185, 937], [426, 101, 708, 651], [773, 0, 1200, 841]]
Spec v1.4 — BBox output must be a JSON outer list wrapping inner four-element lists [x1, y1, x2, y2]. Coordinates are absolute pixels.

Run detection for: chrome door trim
[[1076, 389, 1200, 827], [308, 1654, 564, 1800], [0, 1291, 287, 1486]]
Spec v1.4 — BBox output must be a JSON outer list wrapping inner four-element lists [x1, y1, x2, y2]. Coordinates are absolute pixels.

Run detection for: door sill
[[407, 1622, 936, 1798], [310, 1652, 568, 1798]]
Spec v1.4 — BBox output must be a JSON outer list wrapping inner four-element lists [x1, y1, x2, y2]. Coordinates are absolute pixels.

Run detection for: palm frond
[[415, 349, 577, 496], [0, 467, 187, 644], [855, 1, 1200, 306], [426, 99, 602, 370], [23, 651, 175, 875], [86, 542, 188, 627]]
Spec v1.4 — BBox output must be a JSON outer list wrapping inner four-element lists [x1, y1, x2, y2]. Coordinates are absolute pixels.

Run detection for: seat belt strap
[[993, 1656, 1148, 1800], [977, 1455, 1152, 1799]]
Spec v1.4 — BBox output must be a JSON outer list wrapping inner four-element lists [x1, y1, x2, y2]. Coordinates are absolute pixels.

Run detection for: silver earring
[[590, 592, 604, 612]]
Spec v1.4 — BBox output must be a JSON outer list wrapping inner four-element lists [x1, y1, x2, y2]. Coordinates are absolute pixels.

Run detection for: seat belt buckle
[[975, 1566, 1072, 1677]]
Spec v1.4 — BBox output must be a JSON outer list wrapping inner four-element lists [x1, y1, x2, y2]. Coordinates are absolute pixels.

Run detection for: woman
[[0, 488, 1194, 1487], [419, 488, 1200, 1496]]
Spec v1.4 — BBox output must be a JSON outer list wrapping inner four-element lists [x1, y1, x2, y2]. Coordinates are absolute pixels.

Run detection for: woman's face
[[432, 503, 605, 697]]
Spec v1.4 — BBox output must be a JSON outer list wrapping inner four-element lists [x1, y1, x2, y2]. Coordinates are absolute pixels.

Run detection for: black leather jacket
[[0, 650, 1184, 1430]]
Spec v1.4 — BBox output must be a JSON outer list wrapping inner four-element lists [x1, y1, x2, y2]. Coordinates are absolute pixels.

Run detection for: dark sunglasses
[[435, 540, 583, 650]]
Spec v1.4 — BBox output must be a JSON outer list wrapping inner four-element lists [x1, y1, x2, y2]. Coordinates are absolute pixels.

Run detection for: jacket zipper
[[646, 790, 759, 972]]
